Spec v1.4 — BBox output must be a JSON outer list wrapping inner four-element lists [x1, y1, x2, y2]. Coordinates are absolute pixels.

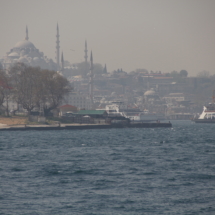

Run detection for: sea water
[[0, 121, 215, 214]]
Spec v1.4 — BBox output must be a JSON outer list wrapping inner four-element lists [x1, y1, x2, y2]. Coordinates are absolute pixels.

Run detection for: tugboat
[[194, 90, 215, 123]]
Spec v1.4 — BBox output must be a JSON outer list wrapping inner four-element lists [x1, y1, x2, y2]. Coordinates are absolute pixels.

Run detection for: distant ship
[[194, 103, 215, 123], [194, 90, 215, 123], [106, 101, 164, 122]]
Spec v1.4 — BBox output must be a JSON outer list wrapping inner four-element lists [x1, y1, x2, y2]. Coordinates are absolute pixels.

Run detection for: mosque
[[0, 26, 60, 71]]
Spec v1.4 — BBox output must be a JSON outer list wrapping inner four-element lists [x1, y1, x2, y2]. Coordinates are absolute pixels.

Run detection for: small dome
[[8, 52, 19, 57], [144, 89, 156, 96], [18, 57, 29, 63], [14, 40, 35, 49], [33, 57, 40, 62]]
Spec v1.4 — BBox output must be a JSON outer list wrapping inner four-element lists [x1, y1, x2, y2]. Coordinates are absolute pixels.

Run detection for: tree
[[9, 63, 72, 116], [9, 63, 41, 115], [75, 62, 90, 76], [71, 61, 104, 76], [197, 70, 210, 78], [0, 69, 6, 106], [0, 69, 12, 116], [9, 63, 28, 113], [39, 70, 72, 116], [180, 70, 188, 77], [113, 68, 127, 75], [135, 68, 148, 74], [93, 63, 104, 75], [170, 70, 178, 77]]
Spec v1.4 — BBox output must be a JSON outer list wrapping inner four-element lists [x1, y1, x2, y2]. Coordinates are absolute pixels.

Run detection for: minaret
[[61, 51, 64, 72], [56, 23, 60, 70], [84, 40, 88, 63], [25, 26, 29, 41], [89, 51, 94, 108], [103, 64, 107, 73], [84, 40, 88, 76]]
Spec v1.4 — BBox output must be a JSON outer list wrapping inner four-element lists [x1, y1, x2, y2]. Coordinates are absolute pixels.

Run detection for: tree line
[[0, 63, 71, 116]]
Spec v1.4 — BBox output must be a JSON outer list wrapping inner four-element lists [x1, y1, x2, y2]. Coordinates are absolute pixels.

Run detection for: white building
[[164, 93, 185, 104], [64, 92, 92, 110]]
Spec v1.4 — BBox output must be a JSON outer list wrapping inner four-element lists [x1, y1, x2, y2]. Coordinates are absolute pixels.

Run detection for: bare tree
[[9, 63, 72, 117], [9, 63, 41, 115], [0, 69, 12, 116], [39, 70, 71, 116], [9, 63, 27, 114]]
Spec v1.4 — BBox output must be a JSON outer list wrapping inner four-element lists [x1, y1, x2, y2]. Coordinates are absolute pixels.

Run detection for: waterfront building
[[64, 92, 92, 110], [58, 104, 78, 116]]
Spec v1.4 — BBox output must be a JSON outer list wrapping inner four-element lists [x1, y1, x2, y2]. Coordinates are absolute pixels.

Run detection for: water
[[0, 121, 215, 214]]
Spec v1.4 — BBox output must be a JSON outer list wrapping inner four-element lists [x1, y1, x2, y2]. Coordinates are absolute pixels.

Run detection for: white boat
[[105, 101, 163, 122], [194, 103, 215, 123]]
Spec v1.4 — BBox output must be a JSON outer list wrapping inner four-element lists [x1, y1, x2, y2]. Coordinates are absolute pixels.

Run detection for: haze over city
[[1, 0, 215, 76]]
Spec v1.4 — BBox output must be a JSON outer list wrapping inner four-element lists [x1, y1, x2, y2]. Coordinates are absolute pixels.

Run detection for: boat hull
[[194, 119, 215, 123]]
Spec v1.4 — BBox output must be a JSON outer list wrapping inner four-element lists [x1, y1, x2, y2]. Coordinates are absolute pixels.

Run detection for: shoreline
[[0, 122, 172, 131]]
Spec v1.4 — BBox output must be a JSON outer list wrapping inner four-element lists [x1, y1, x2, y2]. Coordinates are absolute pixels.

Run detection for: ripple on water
[[1, 122, 215, 214]]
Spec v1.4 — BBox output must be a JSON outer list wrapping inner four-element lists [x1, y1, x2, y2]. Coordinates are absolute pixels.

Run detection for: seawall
[[0, 122, 172, 131]]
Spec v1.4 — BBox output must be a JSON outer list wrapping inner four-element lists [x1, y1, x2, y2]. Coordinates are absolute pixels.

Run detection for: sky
[[1, 0, 215, 76]]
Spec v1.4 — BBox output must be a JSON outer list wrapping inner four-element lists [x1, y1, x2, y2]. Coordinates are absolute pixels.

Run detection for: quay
[[0, 122, 172, 131]]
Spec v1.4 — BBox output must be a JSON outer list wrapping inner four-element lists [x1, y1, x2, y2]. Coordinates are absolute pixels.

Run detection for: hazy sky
[[1, 0, 215, 76]]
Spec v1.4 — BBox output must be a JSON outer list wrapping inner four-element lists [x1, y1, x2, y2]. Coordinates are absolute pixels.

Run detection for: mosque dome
[[14, 40, 35, 49], [8, 52, 19, 58], [144, 89, 156, 96], [1, 26, 58, 71]]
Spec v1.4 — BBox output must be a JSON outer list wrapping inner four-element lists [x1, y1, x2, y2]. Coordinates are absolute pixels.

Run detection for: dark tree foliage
[[180, 70, 188, 77], [9, 63, 71, 116]]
